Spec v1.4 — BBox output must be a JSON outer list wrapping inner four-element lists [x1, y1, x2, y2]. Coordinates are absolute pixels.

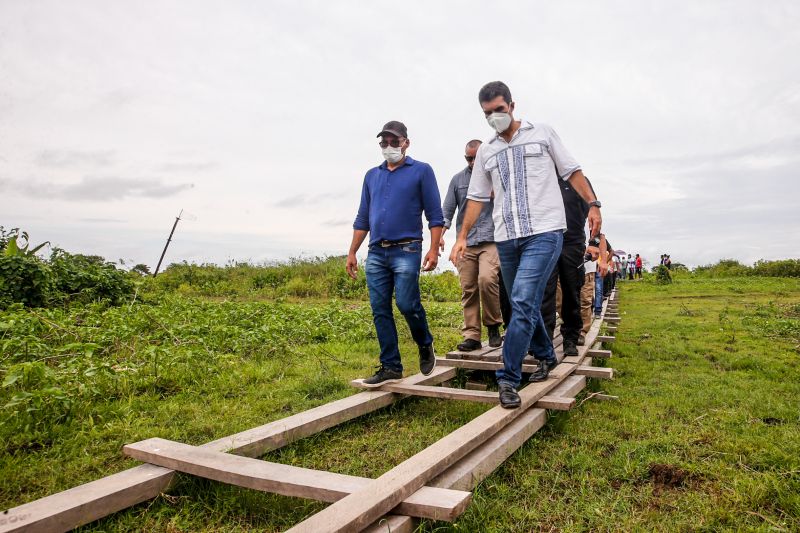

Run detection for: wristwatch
[[588, 200, 602, 208]]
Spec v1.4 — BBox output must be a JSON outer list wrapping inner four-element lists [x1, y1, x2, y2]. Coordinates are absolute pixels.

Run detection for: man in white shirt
[[450, 81, 602, 408]]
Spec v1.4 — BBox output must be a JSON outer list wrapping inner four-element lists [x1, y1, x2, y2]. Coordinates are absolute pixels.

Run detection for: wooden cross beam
[[122, 438, 471, 522]]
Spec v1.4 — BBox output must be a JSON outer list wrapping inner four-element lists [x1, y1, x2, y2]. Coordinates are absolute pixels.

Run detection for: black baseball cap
[[377, 121, 407, 138]]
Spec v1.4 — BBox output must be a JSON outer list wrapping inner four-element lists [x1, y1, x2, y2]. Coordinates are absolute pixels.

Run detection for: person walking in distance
[[347, 121, 444, 387], [635, 253, 643, 279], [627, 253, 635, 280], [441, 140, 503, 351], [450, 81, 602, 409]]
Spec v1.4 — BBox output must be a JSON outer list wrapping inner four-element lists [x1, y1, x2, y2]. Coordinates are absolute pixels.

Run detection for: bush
[[49, 249, 134, 305], [654, 265, 673, 284], [0, 255, 53, 308]]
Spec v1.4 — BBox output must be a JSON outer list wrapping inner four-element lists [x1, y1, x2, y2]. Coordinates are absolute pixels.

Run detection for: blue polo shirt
[[353, 156, 445, 247]]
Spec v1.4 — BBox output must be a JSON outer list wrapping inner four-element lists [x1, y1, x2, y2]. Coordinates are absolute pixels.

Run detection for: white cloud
[[1, 0, 798, 268]]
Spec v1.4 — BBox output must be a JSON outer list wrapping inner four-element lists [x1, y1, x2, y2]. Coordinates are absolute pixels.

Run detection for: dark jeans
[[542, 243, 585, 343], [594, 272, 604, 314], [498, 271, 512, 329], [495, 231, 563, 388], [365, 241, 433, 373]]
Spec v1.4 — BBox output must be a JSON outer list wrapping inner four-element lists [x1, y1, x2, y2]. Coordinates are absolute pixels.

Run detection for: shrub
[[0, 255, 53, 308], [49, 249, 134, 305], [654, 265, 673, 284]]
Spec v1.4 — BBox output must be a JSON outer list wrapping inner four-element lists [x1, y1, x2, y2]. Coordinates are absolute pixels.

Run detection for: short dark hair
[[465, 139, 482, 149], [478, 81, 512, 104]]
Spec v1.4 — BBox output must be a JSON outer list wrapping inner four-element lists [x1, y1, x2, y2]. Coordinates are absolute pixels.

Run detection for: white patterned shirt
[[466, 120, 581, 242]]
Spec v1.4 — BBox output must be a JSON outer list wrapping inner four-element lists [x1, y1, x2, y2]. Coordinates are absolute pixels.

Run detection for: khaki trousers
[[580, 272, 595, 336], [457, 242, 503, 341]]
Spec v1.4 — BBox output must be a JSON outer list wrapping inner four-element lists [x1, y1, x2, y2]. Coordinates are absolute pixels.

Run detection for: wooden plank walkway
[[1, 290, 621, 533]]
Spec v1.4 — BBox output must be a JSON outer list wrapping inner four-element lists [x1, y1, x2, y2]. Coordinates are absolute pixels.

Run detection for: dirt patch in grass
[[648, 463, 695, 491]]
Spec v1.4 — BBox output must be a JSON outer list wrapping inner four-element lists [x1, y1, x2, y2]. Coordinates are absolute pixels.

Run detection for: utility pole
[[153, 209, 182, 277]]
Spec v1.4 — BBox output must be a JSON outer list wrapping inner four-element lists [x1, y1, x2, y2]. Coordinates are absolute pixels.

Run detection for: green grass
[[1, 275, 799, 531]]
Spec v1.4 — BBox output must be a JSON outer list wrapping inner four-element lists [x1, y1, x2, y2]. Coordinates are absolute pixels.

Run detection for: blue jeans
[[495, 231, 563, 388], [365, 241, 433, 373], [594, 272, 604, 314]]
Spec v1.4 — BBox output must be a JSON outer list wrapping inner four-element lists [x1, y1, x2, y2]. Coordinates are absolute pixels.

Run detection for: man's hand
[[346, 253, 358, 280], [588, 206, 602, 238], [422, 248, 439, 271], [439, 237, 445, 252], [449, 237, 467, 265]]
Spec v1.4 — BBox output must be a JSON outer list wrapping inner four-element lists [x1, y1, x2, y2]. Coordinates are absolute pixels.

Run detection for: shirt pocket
[[522, 142, 550, 180]]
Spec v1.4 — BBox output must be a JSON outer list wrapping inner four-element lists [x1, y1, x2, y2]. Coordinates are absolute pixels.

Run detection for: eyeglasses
[[379, 138, 405, 148], [464, 156, 475, 162]]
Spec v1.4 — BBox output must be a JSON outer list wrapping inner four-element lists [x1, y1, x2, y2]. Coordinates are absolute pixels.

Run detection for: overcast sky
[[1, 1, 798, 269]]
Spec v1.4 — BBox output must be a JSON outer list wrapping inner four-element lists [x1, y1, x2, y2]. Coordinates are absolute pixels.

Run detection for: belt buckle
[[380, 240, 392, 248]]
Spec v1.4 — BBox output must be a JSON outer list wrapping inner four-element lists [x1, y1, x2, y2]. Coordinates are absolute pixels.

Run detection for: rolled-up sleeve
[[441, 175, 458, 229], [420, 164, 444, 228], [545, 124, 581, 181], [353, 174, 371, 231], [466, 146, 492, 202]]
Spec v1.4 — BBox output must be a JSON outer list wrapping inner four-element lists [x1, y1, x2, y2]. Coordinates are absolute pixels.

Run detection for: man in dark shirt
[[346, 121, 444, 387], [541, 177, 598, 357]]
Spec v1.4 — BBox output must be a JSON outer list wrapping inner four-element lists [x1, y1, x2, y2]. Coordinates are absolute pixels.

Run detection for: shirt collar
[[379, 155, 415, 170], [491, 119, 535, 143]]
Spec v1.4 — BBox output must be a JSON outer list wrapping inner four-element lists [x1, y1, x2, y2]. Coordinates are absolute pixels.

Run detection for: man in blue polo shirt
[[346, 121, 444, 387]]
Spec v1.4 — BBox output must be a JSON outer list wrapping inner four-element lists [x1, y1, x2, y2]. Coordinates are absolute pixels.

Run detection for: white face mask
[[487, 112, 512, 133], [382, 145, 404, 164]]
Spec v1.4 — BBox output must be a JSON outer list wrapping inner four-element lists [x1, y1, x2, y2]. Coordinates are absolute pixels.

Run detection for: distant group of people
[[659, 254, 673, 269], [346, 81, 605, 409], [619, 253, 643, 280]]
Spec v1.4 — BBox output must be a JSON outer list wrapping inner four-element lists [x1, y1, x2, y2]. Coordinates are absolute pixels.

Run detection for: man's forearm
[[568, 170, 597, 204], [349, 230, 368, 254], [456, 200, 485, 240], [429, 226, 443, 249]]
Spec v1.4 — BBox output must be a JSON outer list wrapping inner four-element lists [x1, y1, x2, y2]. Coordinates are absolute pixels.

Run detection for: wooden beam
[[350, 382, 498, 404], [587, 349, 612, 359], [286, 356, 589, 533], [123, 438, 471, 522], [603, 316, 621, 324], [535, 395, 575, 411], [436, 358, 538, 374], [597, 335, 615, 343], [574, 366, 614, 379], [1, 366, 456, 533], [605, 326, 618, 333], [363, 375, 588, 532]]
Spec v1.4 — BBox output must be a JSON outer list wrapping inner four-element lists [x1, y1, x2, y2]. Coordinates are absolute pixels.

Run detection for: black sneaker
[[498, 383, 521, 409], [362, 366, 403, 388], [419, 344, 436, 376], [563, 339, 578, 357], [457, 338, 482, 352], [529, 359, 558, 383], [488, 325, 502, 347], [577, 334, 586, 346]]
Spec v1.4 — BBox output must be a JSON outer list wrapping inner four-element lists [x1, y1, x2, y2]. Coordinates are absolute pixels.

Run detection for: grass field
[[1, 274, 799, 531]]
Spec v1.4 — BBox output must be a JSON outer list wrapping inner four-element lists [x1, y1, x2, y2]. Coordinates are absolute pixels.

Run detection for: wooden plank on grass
[[286, 353, 590, 533], [597, 335, 615, 343], [350, 382, 499, 404], [123, 438, 471, 522], [574, 366, 614, 379], [363, 375, 589, 532], [535, 395, 575, 411], [587, 349, 612, 359], [1, 366, 456, 533], [604, 316, 621, 324]]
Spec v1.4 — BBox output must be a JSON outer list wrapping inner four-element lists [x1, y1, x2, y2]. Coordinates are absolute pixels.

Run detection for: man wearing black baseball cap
[[347, 121, 445, 387]]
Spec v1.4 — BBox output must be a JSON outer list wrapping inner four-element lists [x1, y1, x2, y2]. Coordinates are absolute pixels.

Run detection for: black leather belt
[[377, 239, 421, 248]]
